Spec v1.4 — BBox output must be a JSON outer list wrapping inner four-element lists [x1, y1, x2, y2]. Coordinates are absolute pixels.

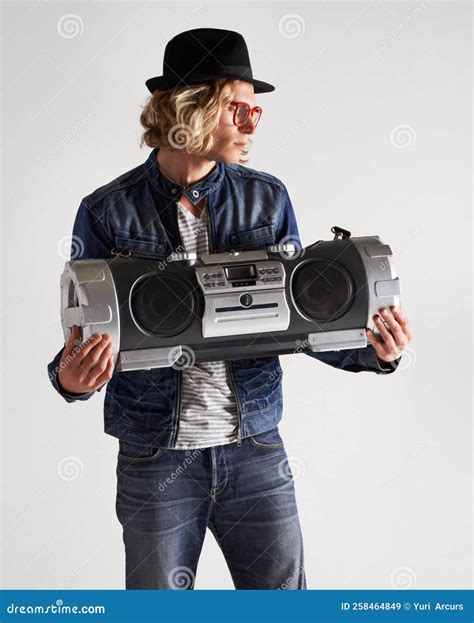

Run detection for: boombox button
[[272, 268, 279, 273], [203, 273, 210, 280], [240, 293, 253, 307]]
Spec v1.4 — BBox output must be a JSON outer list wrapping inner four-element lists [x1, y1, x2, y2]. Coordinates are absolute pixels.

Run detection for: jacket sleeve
[[47, 199, 115, 402], [275, 182, 401, 375]]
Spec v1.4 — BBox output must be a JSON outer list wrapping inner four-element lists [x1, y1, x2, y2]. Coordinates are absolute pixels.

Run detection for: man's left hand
[[366, 303, 413, 363]]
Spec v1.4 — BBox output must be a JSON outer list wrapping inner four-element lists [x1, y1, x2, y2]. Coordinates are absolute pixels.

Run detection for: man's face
[[208, 80, 258, 164]]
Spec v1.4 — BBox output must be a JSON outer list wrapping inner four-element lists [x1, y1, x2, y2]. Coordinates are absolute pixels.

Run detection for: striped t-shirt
[[173, 198, 239, 449]]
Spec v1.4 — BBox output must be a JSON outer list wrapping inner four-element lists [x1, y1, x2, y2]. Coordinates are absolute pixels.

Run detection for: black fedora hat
[[145, 28, 275, 94]]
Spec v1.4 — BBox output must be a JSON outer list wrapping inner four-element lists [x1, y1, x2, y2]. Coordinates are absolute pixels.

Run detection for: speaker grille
[[131, 273, 196, 337], [292, 259, 353, 322]]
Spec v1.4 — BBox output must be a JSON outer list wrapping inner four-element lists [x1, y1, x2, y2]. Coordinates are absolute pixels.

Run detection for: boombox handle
[[331, 225, 351, 240]]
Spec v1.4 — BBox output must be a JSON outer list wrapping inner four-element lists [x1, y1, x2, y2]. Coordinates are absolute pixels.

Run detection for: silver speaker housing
[[60, 259, 120, 362]]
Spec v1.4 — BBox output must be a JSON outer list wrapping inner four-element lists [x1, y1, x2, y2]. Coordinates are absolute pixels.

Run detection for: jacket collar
[[144, 147, 225, 206]]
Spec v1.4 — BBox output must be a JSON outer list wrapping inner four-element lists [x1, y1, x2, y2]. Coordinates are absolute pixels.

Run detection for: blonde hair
[[139, 78, 252, 163]]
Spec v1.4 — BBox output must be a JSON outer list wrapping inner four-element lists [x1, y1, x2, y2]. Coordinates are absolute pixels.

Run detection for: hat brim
[[145, 74, 275, 94]]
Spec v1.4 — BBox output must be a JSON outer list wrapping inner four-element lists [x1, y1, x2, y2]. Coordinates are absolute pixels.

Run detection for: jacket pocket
[[230, 224, 276, 250], [113, 231, 167, 259]]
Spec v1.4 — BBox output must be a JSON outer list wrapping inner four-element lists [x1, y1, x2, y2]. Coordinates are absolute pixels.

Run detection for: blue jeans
[[115, 426, 307, 590]]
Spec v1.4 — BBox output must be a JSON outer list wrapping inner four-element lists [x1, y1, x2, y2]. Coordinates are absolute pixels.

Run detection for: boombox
[[60, 226, 401, 372]]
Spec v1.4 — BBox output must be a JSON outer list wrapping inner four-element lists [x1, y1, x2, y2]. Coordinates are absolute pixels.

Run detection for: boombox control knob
[[240, 293, 253, 307]]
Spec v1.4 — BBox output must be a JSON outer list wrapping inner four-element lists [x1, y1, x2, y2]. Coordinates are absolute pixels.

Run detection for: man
[[48, 28, 412, 590]]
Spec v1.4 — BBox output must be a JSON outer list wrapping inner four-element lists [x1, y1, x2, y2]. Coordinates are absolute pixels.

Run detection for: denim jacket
[[47, 148, 400, 447]]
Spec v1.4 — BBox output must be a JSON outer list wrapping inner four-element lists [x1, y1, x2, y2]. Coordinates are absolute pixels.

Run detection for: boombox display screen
[[225, 264, 256, 281]]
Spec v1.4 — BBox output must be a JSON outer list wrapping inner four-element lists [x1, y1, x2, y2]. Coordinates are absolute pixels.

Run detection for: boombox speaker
[[59, 226, 401, 372]]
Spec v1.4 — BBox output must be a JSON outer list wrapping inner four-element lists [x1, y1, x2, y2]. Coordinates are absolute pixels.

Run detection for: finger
[[76, 333, 109, 364], [80, 339, 112, 375], [366, 327, 387, 354], [366, 328, 382, 352], [390, 305, 413, 341], [77, 344, 112, 388], [390, 304, 406, 323], [89, 342, 113, 379], [64, 324, 81, 354], [378, 308, 406, 348], [373, 314, 396, 353], [94, 356, 115, 389]]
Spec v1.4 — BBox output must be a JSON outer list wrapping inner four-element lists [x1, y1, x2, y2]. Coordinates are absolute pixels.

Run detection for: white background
[[1, 0, 472, 589]]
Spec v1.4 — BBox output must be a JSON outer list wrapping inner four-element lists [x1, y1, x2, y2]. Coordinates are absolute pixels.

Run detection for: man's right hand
[[57, 325, 115, 395]]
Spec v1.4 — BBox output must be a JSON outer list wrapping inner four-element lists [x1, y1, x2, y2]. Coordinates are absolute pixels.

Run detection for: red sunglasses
[[230, 101, 263, 128]]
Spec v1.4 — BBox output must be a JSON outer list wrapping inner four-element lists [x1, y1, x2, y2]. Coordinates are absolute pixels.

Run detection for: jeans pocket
[[248, 426, 284, 449], [118, 439, 164, 462]]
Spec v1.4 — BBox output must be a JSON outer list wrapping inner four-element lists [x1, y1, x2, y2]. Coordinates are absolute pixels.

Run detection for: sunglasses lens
[[235, 105, 250, 126], [233, 104, 262, 127], [251, 108, 261, 127]]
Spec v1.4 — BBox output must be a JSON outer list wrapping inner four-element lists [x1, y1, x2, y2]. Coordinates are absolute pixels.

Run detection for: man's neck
[[156, 147, 216, 189]]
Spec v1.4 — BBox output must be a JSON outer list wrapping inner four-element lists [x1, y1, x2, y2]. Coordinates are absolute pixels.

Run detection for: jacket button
[[192, 190, 199, 198], [171, 188, 177, 194]]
